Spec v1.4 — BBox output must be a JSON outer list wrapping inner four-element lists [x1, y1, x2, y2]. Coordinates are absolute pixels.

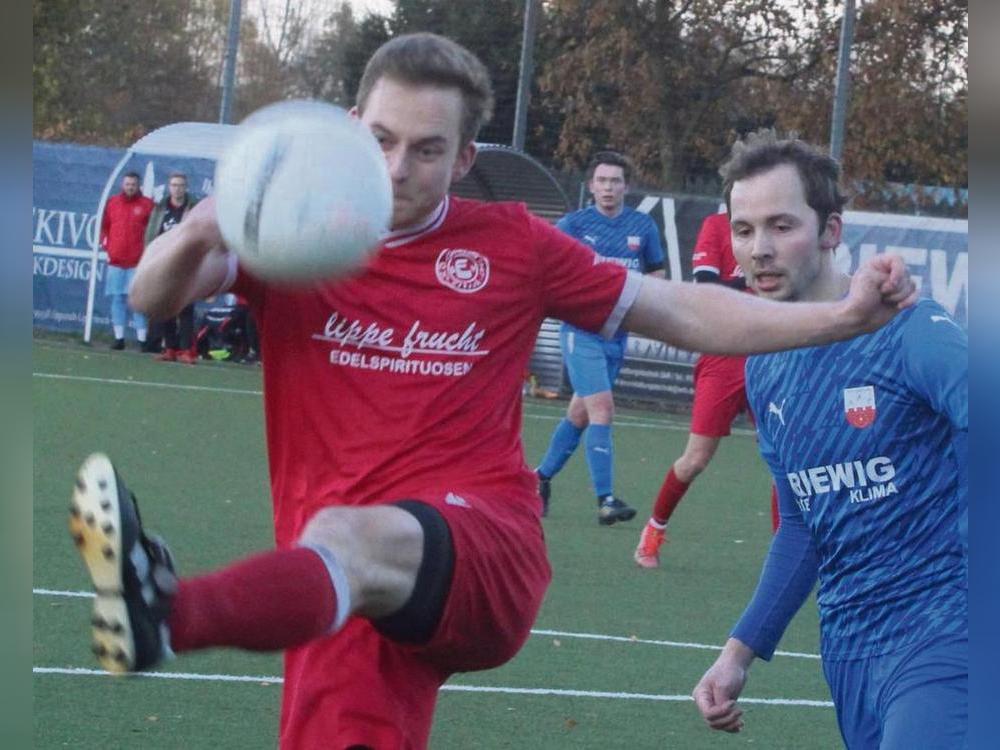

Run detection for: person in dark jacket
[[144, 172, 200, 363]]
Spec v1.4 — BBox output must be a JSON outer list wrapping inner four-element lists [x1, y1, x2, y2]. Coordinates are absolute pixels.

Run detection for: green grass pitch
[[32, 337, 841, 748]]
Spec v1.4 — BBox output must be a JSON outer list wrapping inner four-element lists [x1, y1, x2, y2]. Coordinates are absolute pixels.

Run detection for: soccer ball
[[214, 100, 392, 282]]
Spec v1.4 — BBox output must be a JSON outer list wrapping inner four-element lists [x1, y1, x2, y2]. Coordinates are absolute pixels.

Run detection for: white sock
[[298, 543, 351, 634], [136, 328, 147, 343], [113, 325, 125, 339]]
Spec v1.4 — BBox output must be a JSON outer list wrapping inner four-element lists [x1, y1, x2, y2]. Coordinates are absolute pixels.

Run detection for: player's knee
[[299, 506, 355, 553], [298, 506, 424, 618], [567, 399, 589, 427], [675, 453, 710, 481], [676, 437, 720, 480], [584, 393, 614, 424]]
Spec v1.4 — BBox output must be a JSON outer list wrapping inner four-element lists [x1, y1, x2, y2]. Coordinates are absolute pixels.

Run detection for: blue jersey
[[734, 299, 967, 661], [557, 205, 664, 340]]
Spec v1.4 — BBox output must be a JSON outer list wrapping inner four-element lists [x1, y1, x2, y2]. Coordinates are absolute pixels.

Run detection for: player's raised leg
[[69, 453, 427, 673], [69, 453, 178, 672]]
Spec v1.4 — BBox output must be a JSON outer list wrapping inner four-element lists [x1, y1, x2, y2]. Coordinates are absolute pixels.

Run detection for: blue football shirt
[[733, 298, 967, 661], [557, 205, 664, 341]]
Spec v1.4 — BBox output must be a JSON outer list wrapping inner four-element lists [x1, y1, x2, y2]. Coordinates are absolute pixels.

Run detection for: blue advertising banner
[[839, 210, 968, 325], [32, 141, 216, 336]]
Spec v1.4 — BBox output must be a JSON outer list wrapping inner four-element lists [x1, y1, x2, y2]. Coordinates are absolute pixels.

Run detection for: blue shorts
[[822, 633, 967, 749], [560, 325, 626, 397], [104, 265, 137, 297]]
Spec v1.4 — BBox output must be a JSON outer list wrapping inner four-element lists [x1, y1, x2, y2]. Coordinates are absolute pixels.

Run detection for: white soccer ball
[[214, 100, 392, 282]]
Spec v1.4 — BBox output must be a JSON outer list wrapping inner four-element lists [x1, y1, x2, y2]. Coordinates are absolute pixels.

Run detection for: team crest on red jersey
[[627, 235, 641, 252], [844, 385, 876, 429], [435, 248, 490, 293]]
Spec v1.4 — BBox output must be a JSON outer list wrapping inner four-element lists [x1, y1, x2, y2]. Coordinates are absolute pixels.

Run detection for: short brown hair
[[355, 33, 494, 146], [587, 151, 632, 183], [720, 128, 848, 232]]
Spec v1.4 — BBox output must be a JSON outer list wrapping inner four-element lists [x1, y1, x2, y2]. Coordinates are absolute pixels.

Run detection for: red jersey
[[100, 192, 154, 268], [690, 211, 743, 283], [230, 197, 633, 547]]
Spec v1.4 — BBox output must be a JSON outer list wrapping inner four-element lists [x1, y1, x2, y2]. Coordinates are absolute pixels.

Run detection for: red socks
[[168, 546, 339, 653], [651, 467, 690, 525], [653, 469, 781, 533]]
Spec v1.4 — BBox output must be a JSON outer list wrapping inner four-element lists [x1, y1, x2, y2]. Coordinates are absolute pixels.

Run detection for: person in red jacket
[[100, 172, 154, 350]]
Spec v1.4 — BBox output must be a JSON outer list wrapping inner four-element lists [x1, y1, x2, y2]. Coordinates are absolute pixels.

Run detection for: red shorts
[[278, 487, 551, 749], [689, 354, 749, 437]]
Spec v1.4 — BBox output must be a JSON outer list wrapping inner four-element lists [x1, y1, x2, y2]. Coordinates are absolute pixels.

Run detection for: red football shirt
[[690, 211, 743, 283], [230, 197, 635, 546]]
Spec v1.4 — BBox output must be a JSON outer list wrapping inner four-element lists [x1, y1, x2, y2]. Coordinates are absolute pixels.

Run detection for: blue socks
[[538, 420, 614, 499], [585, 424, 613, 498], [537, 419, 583, 479]]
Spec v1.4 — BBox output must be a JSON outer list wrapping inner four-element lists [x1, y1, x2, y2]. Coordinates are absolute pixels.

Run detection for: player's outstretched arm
[[692, 638, 756, 733], [130, 197, 232, 320], [622, 254, 917, 355]]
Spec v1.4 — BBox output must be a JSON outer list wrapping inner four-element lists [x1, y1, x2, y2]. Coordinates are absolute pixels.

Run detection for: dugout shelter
[[82, 121, 571, 342]]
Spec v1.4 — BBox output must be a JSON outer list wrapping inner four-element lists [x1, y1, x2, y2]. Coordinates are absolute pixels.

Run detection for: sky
[[248, 0, 393, 22]]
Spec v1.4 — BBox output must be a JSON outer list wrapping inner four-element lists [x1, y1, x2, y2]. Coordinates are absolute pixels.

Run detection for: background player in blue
[[692, 130, 967, 749], [536, 151, 665, 524]]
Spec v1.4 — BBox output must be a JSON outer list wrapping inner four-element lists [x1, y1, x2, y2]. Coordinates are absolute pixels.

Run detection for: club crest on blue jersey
[[626, 235, 641, 252], [844, 385, 876, 429], [435, 248, 490, 294]]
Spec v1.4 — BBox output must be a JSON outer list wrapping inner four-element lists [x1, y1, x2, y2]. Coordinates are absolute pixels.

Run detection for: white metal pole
[[84, 152, 131, 343]]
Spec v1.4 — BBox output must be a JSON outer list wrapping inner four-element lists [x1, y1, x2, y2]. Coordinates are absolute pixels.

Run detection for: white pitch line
[[531, 628, 820, 660], [32, 371, 752, 434], [34, 587, 93, 598], [33, 372, 263, 397], [32, 667, 833, 707], [32, 587, 818, 660], [34, 666, 279, 684]]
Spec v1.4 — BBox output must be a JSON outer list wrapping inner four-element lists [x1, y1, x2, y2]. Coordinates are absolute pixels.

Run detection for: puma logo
[[768, 399, 787, 427]]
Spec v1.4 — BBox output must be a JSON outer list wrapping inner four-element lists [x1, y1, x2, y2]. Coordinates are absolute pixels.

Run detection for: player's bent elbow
[[128, 280, 169, 321], [129, 276, 187, 321]]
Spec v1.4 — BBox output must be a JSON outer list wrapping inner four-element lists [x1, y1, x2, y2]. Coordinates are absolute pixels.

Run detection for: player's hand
[[843, 254, 918, 334], [692, 650, 750, 732]]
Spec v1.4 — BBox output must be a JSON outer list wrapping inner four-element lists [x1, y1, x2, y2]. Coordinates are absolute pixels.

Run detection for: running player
[[68, 35, 918, 749], [692, 130, 967, 748], [634, 211, 777, 568], [536, 151, 664, 524]]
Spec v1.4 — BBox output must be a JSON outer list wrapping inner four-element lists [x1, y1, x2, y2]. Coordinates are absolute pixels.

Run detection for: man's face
[[729, 163, 838, 302], [588, 164, 627, 216], [122, 176, 139, 197], [356, 77, 476, 230], [168, 177, 187, 203]]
